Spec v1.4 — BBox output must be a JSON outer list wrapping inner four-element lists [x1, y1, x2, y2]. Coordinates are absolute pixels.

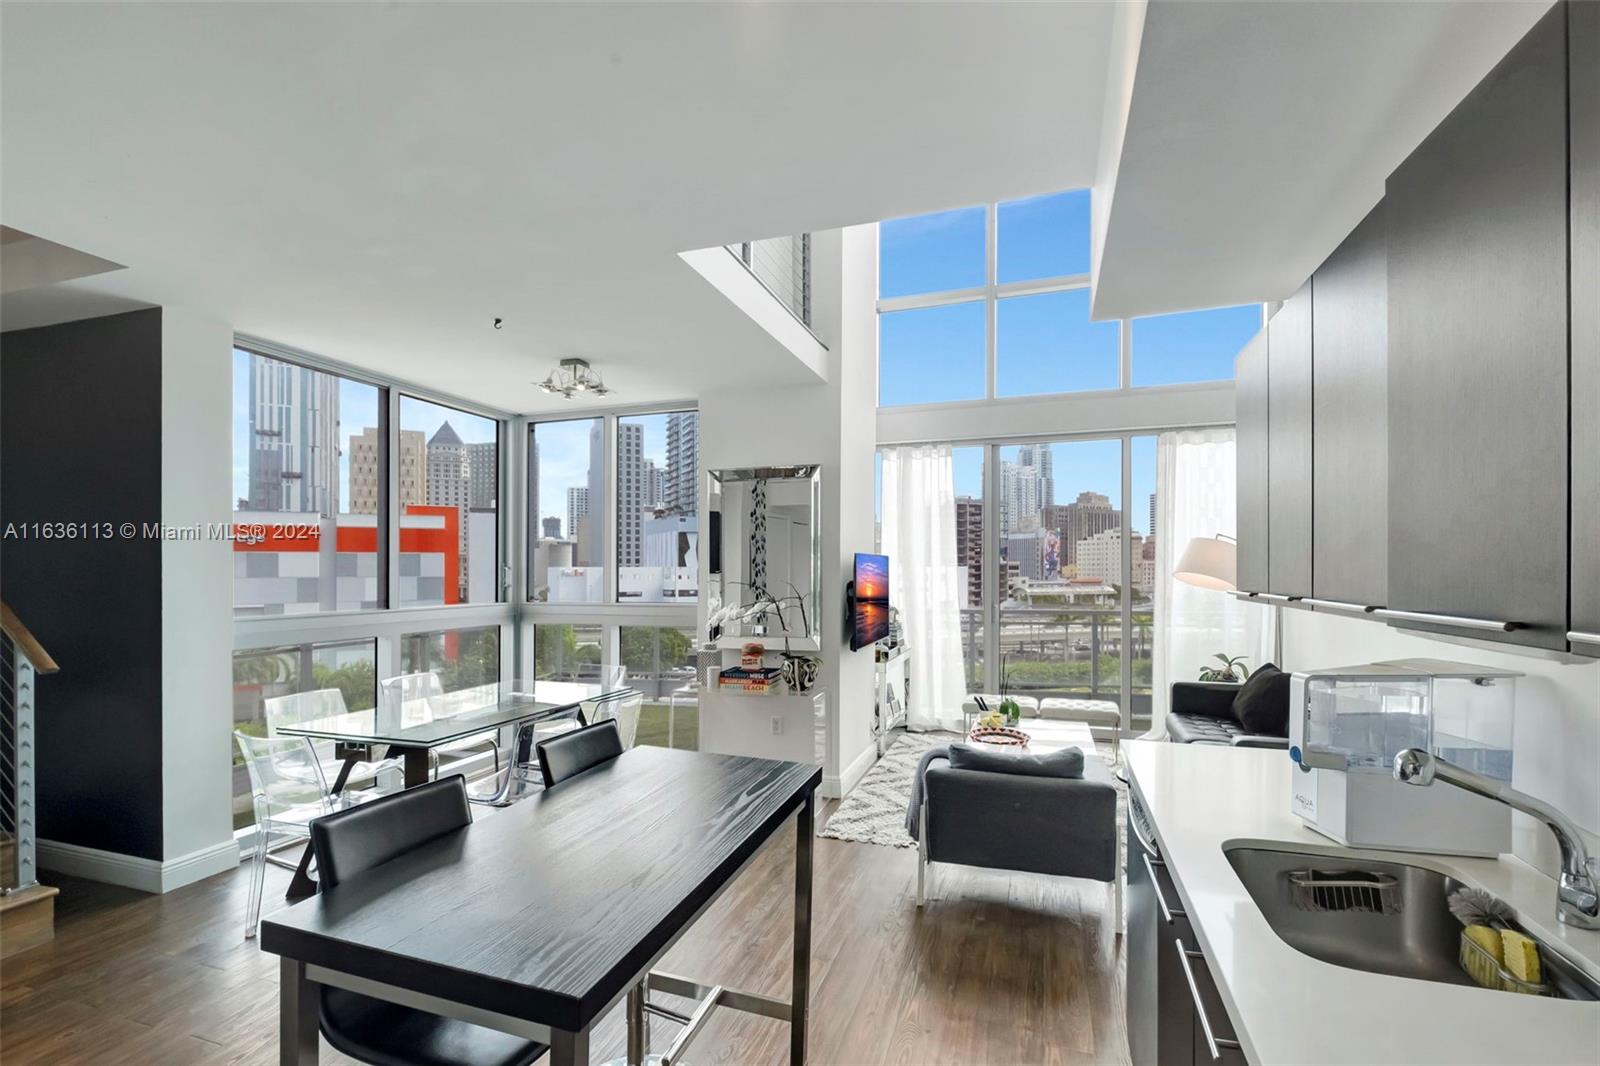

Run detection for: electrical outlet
[[770, 717, 783, 735]]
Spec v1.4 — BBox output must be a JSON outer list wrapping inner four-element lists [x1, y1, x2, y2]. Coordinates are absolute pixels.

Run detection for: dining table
[[273, 680, 631, 900], [259, 745, 821, 1066]]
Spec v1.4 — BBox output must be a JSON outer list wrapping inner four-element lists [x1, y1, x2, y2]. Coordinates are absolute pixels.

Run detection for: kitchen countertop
[[1125, 740, 1600, 1065]]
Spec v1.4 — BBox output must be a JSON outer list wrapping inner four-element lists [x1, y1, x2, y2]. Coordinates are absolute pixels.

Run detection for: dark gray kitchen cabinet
[[1234, 329, 1270, 596], [1311, 201, 1387, 611], [1571, 0, 1600, 657], [1385, 2, 1570, 651], [1268, 281, 1313, 599]]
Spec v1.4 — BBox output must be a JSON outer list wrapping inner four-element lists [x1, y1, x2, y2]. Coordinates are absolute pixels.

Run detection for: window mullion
[[985, 203, 998, 401]]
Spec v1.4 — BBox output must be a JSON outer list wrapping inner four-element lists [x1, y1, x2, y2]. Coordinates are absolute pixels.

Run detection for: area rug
[[818, 730, 1128, 854], [818, 732, 958, 848]]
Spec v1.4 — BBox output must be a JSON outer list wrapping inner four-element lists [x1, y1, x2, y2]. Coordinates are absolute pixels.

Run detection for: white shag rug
[[817, 732, 959, 848]]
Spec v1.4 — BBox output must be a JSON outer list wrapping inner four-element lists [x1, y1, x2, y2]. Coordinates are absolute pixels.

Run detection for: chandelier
[[536, 358, 612, 398]]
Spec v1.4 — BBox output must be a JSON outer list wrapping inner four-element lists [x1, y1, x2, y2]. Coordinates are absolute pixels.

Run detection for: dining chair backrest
[[310, 775, 472, 890], [583, 688, 643, 749], [536, 719, 623, 788], [263, 688, 349, 735], [379, 671, 445, 727], [235, 732, 333, 819]]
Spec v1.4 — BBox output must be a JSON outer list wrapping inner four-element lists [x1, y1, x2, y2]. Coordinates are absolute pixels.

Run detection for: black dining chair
[[308, 776, 548, 1066], [535, 718, 624, 788]]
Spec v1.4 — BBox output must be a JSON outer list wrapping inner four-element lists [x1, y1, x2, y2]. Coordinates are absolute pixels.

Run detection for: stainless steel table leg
[[280, 958, 319, 1065], [627, 979, 646, 1064], [550, 1027, 589, 1066], [790, 793, 813, 1065]]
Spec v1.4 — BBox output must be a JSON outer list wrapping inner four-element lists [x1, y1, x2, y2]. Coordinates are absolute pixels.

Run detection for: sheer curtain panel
[[880, 445, 969, 732]]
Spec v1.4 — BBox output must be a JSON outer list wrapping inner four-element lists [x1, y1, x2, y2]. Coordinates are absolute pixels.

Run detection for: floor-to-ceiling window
[[230, 341, 513, 831], [875, 189, 1263, 736]]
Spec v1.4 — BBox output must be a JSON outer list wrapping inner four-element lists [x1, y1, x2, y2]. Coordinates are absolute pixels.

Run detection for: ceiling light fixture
[[536, 358, 612, 399]]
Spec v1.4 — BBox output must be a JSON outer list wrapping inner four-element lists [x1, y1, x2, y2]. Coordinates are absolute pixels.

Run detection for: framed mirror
[[706, 465, 821, 647]]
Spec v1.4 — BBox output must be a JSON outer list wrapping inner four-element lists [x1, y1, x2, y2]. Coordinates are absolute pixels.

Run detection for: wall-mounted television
[[848, 552, 890, 651]]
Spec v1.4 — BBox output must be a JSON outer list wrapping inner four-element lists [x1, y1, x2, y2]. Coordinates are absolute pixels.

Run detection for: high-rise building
[[426, 422, 471, 599], [954, 494, 984, 606], [567, 485, 589, 555], [348, 427, 424, 514], [999, 460, 1042, 536], [1076, 528, 1149, 587], [1046, 491, 1121, 566], [247, 353, 341, 515], [542, 516, 562, 539], [664, 412, 698, 516], [1016, 443, 1054, 508], [583, 420, 605, 567], [467, 440, 497, 510], [1148, 492, 1157, 535], [617, 421, 645, 566], [1005, 528, 1054, 582], [642, 459, 665, 510]]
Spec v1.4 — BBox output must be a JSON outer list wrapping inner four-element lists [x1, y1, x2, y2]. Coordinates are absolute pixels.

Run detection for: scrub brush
[[1448, 887, 1515, 990]]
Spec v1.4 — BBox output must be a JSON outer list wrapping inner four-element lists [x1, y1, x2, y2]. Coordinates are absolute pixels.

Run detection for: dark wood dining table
[[259, 745, 820, 1066]]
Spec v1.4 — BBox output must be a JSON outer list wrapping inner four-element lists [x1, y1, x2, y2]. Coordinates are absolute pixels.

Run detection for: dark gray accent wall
[[1, 308, 164, 860]]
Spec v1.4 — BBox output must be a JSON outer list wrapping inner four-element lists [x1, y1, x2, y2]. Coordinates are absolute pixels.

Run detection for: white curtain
[[1148, 428, 1276, 738], [880, 445, 968, 732]]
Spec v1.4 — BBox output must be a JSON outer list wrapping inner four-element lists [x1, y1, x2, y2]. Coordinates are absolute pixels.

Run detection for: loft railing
[[727, 234, 811, 328], [1, 602, 57, 894]]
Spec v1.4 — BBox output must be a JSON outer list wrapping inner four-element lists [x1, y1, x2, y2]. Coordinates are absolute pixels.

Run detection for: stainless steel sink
[[1225, 846, 1600, 1000]]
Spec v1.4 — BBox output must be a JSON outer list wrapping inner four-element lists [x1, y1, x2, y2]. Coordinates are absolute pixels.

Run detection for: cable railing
[[727, 234, 811, 328]]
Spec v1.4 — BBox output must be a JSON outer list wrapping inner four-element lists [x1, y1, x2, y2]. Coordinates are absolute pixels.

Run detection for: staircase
[[1, 602, 59, 957]]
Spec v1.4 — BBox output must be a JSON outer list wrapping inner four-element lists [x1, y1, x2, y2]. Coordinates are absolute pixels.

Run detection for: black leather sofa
[[1167, 681, 1290, 748]]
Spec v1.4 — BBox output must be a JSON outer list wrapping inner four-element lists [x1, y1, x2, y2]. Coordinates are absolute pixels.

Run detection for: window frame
[[612, 408, 700, 607], [876, 198, 1266, 406]]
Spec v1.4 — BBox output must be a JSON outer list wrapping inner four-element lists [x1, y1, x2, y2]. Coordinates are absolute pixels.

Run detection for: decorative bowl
[[968, 726, 1031, 747]]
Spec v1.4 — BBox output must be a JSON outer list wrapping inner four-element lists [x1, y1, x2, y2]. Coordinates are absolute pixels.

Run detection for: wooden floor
[[0, 802, 1129, 1066]]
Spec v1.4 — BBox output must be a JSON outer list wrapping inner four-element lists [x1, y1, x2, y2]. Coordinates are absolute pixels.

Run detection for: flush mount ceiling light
[[536, 358, 612, 399]]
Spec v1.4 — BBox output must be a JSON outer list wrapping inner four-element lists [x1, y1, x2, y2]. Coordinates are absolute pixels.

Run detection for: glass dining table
[[274, 678, 630, 899]]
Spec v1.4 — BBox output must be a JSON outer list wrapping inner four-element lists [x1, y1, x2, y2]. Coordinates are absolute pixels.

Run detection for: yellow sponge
[[1460, 926, 1504, 989], [1500, 929, 1542, 990]]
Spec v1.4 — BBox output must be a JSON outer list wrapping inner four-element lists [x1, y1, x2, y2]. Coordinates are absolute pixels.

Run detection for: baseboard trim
[[38, 837, 239, 894], [824, 741, 879, 799]]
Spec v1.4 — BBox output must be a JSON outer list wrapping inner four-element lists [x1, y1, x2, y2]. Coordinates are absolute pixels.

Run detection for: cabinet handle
[[1569, 631, 1600, 646], [1177, 940, 1243, 1061], [1145, 854, 1185, 923], [1299, 598, 1382, 614], [1372, 608, 1520, 632], [1252, 593, 1298, 604]]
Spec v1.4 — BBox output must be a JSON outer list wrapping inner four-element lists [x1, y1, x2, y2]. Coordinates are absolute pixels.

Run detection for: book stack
[[718, 666, 783, 695]]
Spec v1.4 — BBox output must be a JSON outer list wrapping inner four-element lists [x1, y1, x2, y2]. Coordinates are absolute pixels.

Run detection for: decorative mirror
[[705, 465, 822, 648]]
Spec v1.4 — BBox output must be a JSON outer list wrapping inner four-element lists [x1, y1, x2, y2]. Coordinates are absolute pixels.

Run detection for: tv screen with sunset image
[[850, 552, 889, 650]]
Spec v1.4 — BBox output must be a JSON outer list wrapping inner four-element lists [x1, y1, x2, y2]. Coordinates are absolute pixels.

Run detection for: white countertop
[[1125, 740, 1600, 1065]]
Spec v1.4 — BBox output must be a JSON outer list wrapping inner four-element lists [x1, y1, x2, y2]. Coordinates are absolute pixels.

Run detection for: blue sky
[[879, 188, 1256, 533]]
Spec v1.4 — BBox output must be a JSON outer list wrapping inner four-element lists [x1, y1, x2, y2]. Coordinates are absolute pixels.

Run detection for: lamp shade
[[1174, 535, 1237, 591]]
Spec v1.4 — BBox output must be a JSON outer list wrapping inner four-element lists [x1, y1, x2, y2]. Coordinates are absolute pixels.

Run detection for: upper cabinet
[[1571, 0, 1600, 657], [1235, 329, 1270, 595], [1384, 2, 1571, 650], [1311, 202, 1387, 611], [1267, 282, 1313, 599]]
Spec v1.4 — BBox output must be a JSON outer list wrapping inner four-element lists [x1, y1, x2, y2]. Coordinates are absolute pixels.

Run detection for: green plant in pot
[[998, 655, 1022, 725], [1198, 653, 1251, 683]]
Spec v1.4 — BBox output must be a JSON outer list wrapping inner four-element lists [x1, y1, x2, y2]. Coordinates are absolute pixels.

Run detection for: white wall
[[698, 224, 879, 797], [1281, 609, 1600, 879], [160, 307, 238, 887]]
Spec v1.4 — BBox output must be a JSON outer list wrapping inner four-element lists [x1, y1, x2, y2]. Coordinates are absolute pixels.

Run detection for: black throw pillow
[[1232, 663, 1291, 736]]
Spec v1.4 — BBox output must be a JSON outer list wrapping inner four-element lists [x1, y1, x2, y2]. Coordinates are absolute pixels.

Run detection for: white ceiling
[[1091, 0, 1552, 319], [0, 2, 1114, 412]]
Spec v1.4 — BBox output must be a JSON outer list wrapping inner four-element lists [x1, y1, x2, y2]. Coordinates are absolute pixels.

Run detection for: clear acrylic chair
[[465, 704, 586, 807], [264, 688, 401, 796], [236, 730, 365, 939], [583, 688, 643, 749], [378, 672, 500, 776]]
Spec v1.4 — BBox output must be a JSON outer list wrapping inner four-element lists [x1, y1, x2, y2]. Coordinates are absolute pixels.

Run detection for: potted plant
[[997, 655, 1022, 726], [1198, 653, 1251, 683]]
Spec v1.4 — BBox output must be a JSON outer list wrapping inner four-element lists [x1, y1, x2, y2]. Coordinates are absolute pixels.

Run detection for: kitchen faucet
[[1394, 749, 1600, 930]]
